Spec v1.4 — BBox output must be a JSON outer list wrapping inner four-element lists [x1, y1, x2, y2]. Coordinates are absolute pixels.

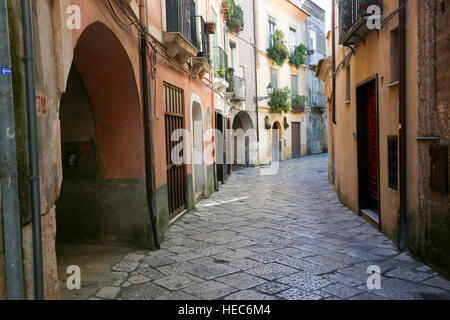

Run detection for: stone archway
[[191, 98, 206, 200], [56, 22, 150, 248], [232, 111, 256, 167]]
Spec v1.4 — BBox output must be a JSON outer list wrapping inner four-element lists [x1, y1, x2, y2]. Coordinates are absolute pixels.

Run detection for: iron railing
[[338, 0, 383, 42], [291, 95, 307, 112], [233, 76, 246, 101], [197, 16, 210, 61], [310, 91, 327, 107], [213, 46, 228, 78], [226, 68, 246, 101], [165, 0, 198, 49]]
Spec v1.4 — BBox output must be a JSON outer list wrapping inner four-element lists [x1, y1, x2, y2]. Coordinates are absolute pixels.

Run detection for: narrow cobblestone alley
[[92, 155, 450, 300]]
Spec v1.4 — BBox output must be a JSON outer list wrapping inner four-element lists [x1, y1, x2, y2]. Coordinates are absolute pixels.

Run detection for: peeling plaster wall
[[413, 0, 450, 276]]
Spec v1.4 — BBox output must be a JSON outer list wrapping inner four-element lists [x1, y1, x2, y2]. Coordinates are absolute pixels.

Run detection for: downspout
[[20, 0, 44, 300], [330, 0, 336, 184], [0, 0, 24, 300], [140, 0, 159, 249], [252, 0, 259, 143], [398, 0, 407, 251]]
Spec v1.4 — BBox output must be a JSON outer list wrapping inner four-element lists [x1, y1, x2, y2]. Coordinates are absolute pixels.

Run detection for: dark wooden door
[[292, 122, 301, 158], [164, 84, 187, 220], [366, 84, 378, 204]]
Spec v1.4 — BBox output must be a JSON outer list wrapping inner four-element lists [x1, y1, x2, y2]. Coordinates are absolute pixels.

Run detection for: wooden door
[[366, 84, 378, 204], [164, 84, 187, 220], [291, 122, 301, 158]]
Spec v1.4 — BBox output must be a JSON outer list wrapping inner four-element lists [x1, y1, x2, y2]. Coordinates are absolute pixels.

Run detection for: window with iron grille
[[165, 0, 197, 48], [388, 136, 398, 190]]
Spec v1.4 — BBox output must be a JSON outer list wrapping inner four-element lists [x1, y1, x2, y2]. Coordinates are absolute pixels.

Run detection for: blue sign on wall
[[1, 67, 12, 76]]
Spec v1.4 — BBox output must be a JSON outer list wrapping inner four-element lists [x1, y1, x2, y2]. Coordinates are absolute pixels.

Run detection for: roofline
[[287, 1, 311, 17]]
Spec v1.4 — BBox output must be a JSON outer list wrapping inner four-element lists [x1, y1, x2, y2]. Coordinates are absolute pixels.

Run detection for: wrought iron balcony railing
[[165, 0, 198, 49], [338, 0, 383, 45], [232, 76, 246, 101], [310, 91, 327, 107], [197, 16, 210, 61], [226, 68, 246, 101], [213, 46, 228, 78], [291, 95, 307, 112]]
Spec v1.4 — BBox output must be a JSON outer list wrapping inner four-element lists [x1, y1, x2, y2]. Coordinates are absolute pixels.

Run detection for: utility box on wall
[[430, 145, 448, 194]]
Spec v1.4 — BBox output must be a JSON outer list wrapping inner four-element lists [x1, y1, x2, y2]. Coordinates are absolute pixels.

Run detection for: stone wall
[[0, 187, 6, 299], [413, 0, 450, 276]]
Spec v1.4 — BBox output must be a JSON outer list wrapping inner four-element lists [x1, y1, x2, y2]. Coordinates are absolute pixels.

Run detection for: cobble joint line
[[93, 155, 450, 300]]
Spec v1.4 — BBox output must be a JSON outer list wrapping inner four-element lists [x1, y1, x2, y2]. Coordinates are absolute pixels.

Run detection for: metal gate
[[164, 84, 187, 220]]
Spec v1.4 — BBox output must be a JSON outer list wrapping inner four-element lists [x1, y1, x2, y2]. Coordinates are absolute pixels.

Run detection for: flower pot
[[221, 1, 228, 9], [205, 23, 216, 34]]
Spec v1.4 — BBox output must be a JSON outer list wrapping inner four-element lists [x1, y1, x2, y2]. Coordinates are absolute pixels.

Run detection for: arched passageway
[[56, 22, 150, 249], [192, 101, 206, 199], [232, 111, 255, 167], [272, 122, 282, 163]]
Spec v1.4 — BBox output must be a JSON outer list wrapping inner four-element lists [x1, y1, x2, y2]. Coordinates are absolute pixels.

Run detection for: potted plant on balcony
[[216, 65, 226, 78], [225, 0, 244, 34], [267, 30, 289, 66], [292, 95, 308, 112], [205, 21, 216, 34], [289, 44, 307, 68], [268, 87, 291, 113]]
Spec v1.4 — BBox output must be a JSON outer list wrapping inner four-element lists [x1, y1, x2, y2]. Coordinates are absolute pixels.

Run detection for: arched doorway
[[232, 111, 255, 167], [272, 122, 282, 163], [56, 23, 150, 249], [192, 100, 206, 200]]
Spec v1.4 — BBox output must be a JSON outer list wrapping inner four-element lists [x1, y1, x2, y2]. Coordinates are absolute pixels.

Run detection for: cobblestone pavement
[[93, 155, 450, 300]]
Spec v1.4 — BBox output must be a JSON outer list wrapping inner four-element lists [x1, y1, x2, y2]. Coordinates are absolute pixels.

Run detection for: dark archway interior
[[56, 22, 152, 249]]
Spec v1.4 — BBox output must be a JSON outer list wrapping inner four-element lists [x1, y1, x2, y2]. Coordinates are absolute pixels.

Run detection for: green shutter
[[291, 75, 298, 96]]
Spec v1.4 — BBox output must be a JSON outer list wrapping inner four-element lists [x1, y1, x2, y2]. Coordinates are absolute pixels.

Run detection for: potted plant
[[205, 21, 216, 34], [225, 0, 244, 34], [292, 95, 308, 112], [265, 122, 271, 130], [267, 30, 289, 66], [268, 87, 291, 113], [284, 121, 289, 130], [289, 44, 307, 68], [216, 65, 226, 78]]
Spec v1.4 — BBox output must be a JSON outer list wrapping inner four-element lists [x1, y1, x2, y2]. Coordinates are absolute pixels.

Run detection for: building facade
[[255, 0, 310, 164], [300, 0, 328, 155], [319, 0, 449, 275], [0, 0, 223, 299]]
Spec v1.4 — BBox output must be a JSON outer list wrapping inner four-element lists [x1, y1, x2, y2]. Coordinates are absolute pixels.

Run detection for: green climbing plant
[[268, 87, 291, 113], [267, 30, 289, 66], [289, 44, 307, 68]]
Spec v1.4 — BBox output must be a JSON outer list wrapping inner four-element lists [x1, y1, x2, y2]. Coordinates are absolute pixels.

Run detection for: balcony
[[213, 46, 228, 79], [163, 0, 199, 65], [291, 95, 307, 113], [310, 91, 327, 108], [226, 69, 246, 101], [338, 0, 383, 46], [191, 17, 212, 79]]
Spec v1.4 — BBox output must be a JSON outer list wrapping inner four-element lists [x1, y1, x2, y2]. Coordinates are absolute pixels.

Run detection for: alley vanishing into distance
[[66, 155, 450, 301]]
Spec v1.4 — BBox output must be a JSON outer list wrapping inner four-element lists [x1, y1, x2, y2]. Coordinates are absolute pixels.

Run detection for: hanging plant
[[289, 44, 307, 68], [284, 121, 289, 130], [268, 87, 291, 113], [225, 0, 244, 34], [267, 30, 289, 66]]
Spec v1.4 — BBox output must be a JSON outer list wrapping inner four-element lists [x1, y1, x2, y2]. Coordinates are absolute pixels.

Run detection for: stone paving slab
[[91, 155, 450, 300]]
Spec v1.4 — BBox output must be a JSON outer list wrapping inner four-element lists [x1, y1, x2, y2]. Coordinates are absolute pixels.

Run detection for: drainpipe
[[140, 0, 159, 249], [252, 0, 259, 143], [398, 0, 407, 251], [330, 0, 336, 185], [0, 0, 24, 300], [20, 0, 44, 300]]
